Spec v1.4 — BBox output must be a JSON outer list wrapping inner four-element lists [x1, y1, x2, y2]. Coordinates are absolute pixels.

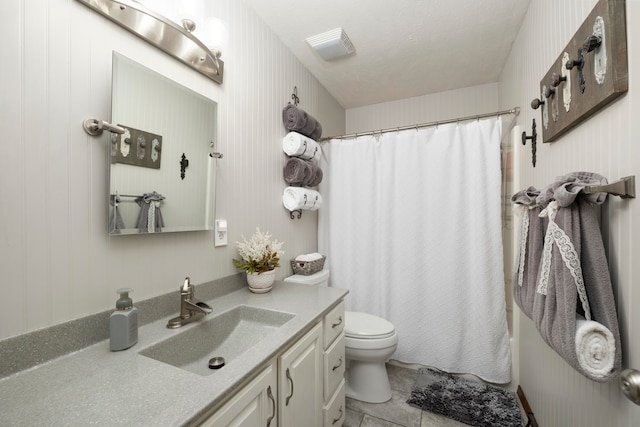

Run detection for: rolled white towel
[[283, 187, 322, 211], [295, 253, 323, 262], [283, 132, 321, 161], [575, 314, 616, 379]]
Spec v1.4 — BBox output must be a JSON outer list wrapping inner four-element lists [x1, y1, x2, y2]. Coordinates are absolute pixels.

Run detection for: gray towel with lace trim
[[514, 172, 621, 382], [511, 187, 545, 320]]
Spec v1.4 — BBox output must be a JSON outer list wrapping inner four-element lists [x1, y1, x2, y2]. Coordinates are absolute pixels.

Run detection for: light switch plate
[[214, 219, 228, 247]]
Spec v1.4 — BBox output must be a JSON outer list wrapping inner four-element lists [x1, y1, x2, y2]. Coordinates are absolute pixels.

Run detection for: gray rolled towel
[[282, 104, 323, 141], [284, 157, 323, 187]]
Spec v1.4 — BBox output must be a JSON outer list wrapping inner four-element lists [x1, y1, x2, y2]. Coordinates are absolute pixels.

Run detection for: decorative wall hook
[[566, 48, 586, 93], [531, 98, 545, 109], [551, 72, 567, 87], [521, 119, 537, 167], [180, 153, 189, 180], [289, 209, 302, 220], [291, 86, 300, 106]]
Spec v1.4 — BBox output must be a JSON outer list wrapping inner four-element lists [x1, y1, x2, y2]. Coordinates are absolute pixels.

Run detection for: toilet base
[[345, 361, 392, 403]]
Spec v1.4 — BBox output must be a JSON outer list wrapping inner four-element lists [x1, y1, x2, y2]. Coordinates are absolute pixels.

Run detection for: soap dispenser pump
[[110, 288, 138, 351]]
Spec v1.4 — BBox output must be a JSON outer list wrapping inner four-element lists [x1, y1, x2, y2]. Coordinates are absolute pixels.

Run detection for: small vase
[[246, 270, 276, 293]]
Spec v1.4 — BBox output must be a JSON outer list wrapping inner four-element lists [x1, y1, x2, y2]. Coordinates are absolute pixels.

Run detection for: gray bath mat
[[407, 367, 523, 427]]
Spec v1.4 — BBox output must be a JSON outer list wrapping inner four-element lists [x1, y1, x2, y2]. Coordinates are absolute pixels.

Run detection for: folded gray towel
[[282, 104, 323, 141], [109, 194, 125, 233], [283, 157, 323, 187], [536, 171, 608, 207], [532, 197, 620, 382], [513, 172, 620, 382], [511, 186, 545, 320], [135, 191, 165, 233]]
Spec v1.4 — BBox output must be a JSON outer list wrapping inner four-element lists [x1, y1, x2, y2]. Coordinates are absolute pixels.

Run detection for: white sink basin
[[140, 305, 295, 376]]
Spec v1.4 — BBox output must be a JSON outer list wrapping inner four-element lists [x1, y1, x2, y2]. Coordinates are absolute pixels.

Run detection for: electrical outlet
[[215, 219, 228, 247]]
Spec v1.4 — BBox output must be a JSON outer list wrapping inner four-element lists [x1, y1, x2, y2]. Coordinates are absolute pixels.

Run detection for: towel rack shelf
[[584, 176, 635, 199]]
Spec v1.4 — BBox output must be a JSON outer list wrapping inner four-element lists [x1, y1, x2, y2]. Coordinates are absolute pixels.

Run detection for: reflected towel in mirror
[[135, 191, 165, 233]]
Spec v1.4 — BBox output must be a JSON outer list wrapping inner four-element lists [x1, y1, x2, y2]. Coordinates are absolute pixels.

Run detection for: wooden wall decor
[[532, 0, 627, 143]]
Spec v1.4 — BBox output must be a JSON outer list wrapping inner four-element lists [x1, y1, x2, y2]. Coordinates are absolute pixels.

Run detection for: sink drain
[[208, 357, 225, 369]]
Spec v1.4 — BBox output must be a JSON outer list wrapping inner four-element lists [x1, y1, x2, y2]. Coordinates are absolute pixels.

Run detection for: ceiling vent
[[306, 27, 355, 61]]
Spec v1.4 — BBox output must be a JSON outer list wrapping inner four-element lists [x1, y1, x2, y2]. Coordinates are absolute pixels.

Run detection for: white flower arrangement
[[233, 227, 285, 274]]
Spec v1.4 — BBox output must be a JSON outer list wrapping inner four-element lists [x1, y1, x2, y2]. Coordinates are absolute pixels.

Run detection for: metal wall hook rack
[[584, 175, 636, 198], [83, 118, 125, 136], [289, 209, 302, 220], [521, 119, 537, 167]]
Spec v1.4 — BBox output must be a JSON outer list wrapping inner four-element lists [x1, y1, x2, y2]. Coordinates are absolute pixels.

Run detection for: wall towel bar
[[584, 176, 635, 199]]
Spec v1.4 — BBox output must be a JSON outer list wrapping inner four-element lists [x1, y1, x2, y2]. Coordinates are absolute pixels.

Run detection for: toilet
[[284, 270, 398, 403]]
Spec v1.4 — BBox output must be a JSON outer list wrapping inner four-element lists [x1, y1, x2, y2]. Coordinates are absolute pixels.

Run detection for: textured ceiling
[[244, 0, 531, 109]]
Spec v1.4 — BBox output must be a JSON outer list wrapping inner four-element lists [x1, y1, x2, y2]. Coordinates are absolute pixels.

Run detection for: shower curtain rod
[[319, 107, 520, 142]]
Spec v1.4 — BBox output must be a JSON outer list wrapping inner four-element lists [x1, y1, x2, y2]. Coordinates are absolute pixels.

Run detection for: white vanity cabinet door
[[200, 362, 277, 427], [278, 322, 323, 427]]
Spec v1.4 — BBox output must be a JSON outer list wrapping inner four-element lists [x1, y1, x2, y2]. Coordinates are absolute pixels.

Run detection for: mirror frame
[[109, 52, 217, 235]]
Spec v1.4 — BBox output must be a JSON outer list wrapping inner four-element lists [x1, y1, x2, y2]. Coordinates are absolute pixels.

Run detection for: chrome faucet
[[166, 277, 213, 329]]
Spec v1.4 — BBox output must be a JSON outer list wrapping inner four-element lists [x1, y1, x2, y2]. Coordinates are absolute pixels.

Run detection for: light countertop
[[0, 281, 347, 426]]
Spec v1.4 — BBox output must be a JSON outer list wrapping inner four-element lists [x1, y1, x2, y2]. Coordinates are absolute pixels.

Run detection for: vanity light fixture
[[75, 0, 224, 84]]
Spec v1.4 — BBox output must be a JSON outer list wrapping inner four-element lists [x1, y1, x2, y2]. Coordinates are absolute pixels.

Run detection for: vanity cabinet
[[278, 322, 323, 427], [197, 300, 344, 427], [200, 362, 277, 427], [322, 301, 346, 427]]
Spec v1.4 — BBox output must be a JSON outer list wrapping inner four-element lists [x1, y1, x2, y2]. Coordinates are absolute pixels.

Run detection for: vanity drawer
[[323, 333, 345, 401], [323, 379, 346, 427], [323, 300, 345, 348]]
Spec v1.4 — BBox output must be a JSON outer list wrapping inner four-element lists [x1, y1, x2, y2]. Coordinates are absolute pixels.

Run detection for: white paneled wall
[[499, 0, 640, 425], [346, 83, 499, 134], [0, 0, 345, 340]]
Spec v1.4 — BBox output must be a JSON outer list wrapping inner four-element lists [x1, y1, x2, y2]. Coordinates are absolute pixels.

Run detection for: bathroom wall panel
[[0, 0, 345, 340], [345, 83, 499, 135], [499, 0, 640, 425]]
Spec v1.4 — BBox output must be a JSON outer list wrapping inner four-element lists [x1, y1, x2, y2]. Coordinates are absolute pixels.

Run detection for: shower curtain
[[318, 117, 512, 383]]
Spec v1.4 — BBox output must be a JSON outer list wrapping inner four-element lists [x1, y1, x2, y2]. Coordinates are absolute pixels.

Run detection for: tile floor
[[344, 364, 472, 427]]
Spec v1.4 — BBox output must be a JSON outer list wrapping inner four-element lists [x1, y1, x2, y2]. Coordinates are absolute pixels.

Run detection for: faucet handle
[[180, 277, 192, 294]]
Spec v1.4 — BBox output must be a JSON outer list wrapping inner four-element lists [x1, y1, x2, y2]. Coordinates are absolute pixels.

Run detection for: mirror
[[109, 52, 217, 235]]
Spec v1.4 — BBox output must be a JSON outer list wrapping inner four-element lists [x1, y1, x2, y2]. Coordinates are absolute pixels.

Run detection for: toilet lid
[[345, 311, 395, 339]]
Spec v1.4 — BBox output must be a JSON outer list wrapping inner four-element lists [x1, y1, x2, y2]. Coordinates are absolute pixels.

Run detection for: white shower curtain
[[318, 117, 512, 383]]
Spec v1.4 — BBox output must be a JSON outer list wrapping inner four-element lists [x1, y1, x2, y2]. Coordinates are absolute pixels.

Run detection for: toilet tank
[[283, 269, 330, 286]]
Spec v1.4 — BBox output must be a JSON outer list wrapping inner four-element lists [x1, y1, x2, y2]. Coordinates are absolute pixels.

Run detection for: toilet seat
[[345, 311, 395, 339]]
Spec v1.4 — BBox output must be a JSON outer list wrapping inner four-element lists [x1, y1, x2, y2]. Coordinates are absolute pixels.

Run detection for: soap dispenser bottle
[[110, 288, 138, 351]]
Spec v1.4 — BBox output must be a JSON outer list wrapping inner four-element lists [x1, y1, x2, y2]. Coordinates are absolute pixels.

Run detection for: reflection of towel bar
[[584, 176, 635, 199]]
